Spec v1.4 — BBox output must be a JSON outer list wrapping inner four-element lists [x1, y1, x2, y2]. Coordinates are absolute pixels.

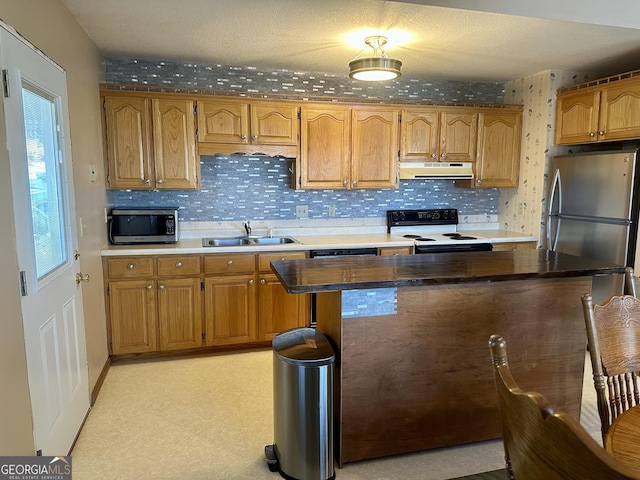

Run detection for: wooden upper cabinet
[[554, 89, 600, 145], [555, 76, 640, 145], [439, 111, 477, 162], [103, 93, 199, 190], [351, 108, 399, 189], [300, 105, 351, 189], [598, 80, 640, 141], [399, 109, 476, 163], [104, 96, 153, 189], [399, 110, 439, 162], [197, 100, 249, 143], [474, 110, 522, 188], [152, 98, 199, 189], [250, 104, 299, 145], [197, 100, 299, 157]]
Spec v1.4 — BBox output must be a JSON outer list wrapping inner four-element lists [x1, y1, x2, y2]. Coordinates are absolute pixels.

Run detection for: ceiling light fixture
[[349, 36, 402, 81]]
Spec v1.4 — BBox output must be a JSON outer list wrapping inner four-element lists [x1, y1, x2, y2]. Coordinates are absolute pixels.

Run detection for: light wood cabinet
[[105, 255, 202, 354], [400, 109, 477, 163], [203, 254, 257, 345], [299, 105, 399, 190], [491, 241, 537, 251], [555, 76, 640, 145], [378, 246, 413, 255], [471, 110, 522, 188], [197, 100, 299, 158], [257, 252, 309, 340], [103, 93, 199, 190]]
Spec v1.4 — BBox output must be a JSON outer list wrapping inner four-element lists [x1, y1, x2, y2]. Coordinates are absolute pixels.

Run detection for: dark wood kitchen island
[[270, 249, 625, 466]]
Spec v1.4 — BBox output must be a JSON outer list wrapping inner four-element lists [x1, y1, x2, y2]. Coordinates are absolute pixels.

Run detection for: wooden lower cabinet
[[109, 279, 158, 354], [204, 274, 257, 345], [157, 277, 202, 351], [258, 252, 309, 340], [378, 246, 413, 255]]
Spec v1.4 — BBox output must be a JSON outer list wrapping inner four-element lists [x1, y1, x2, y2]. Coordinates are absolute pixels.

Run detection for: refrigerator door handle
[[547, 169, 562, 250]]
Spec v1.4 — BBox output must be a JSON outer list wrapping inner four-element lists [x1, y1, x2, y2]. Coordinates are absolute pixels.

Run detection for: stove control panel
[[387, 209, 459, 228]]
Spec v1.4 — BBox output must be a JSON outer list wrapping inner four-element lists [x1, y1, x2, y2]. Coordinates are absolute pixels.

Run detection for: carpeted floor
[[69, 348, 600, 480]]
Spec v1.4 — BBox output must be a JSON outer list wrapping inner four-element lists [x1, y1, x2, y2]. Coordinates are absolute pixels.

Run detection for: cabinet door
[[554, 89, 600, 145], [300, 106, 351, 189], [109, 280, 157, 354], [351, 108, 399, 189], [439, 111, 477, 162], [197, 100, 249, 143], [204, 275, 256, 345], [251, 104, 299, 145], [152, 98, 199, 189], [258, 274, 309, 340], [104, 96, 153, 189], [475, 111, 522, 188], [157, 277, 203, 351], [400, 109, 439, 162], [598, 79, 640, 142]]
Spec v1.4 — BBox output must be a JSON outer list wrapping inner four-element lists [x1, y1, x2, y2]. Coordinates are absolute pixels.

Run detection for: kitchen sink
[[202, 236, 299, 247]]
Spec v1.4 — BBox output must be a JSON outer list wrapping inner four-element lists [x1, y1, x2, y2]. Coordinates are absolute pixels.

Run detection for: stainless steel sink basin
[[202, 236, 299, 247], [252, 237, 298, 245], [202, 237, 253, 247]]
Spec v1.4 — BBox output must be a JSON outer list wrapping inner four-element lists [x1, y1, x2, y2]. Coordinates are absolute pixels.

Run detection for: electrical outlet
[[296, 205, 309, 219], [328, 205, 336, 217]]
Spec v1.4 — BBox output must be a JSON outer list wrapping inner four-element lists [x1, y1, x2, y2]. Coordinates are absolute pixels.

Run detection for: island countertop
[[270, 249, 625, 294]]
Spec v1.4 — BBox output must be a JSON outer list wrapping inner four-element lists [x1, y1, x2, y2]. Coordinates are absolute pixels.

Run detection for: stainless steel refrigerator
[[547, 149, 640, 303]]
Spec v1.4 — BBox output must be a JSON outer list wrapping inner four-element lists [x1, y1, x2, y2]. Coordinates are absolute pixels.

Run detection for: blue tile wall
[[108, 156, 498, 220], [104, 57, 504, 220]]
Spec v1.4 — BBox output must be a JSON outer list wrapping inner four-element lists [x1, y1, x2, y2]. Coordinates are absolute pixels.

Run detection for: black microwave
[[108, 208, 179, 244]]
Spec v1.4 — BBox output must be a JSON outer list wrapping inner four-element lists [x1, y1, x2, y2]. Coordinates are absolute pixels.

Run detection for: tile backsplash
[[104, 57, 506, 223]]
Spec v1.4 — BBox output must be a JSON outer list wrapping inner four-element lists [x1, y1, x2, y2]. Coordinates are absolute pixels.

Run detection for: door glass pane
[[22, 85, 67, 279]]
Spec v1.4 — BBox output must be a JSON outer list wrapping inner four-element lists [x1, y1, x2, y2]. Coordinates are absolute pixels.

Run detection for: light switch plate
[[296, 205, 309, 218]]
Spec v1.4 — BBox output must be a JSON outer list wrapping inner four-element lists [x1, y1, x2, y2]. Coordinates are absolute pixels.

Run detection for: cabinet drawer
[[204, 254, 256, 274], [258, 252, 307, 271], [106, 257, 154, 278], [157, 256, 201, 276]]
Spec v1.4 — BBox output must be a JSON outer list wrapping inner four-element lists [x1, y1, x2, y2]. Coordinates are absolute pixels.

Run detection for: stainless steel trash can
[[265, 327, 335, 480]]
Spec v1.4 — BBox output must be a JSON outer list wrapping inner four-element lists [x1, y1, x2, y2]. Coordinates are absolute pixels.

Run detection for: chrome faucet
[[244, 221, 251, 236]]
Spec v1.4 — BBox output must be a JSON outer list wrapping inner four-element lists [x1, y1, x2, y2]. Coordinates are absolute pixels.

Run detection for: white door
[[0, 24, 89, 455]]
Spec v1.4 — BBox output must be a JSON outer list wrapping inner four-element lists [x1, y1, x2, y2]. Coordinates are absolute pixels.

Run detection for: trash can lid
[[272, 328, 335, 366]]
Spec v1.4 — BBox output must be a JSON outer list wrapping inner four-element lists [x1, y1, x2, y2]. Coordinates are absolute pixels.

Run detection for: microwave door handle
[[107, 216, 114, 245], [547, 169, 562, 250]]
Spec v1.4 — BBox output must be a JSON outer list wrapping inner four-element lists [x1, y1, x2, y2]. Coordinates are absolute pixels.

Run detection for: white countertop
[[100, 230, 537, 256]]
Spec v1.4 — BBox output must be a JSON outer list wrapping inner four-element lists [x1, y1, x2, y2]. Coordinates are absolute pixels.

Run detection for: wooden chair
[[582, 267, 640, 443], [488, 334, 640, 480]]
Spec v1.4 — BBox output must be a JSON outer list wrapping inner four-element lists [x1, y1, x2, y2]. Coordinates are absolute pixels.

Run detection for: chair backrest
[[489, 334, 640, 480], [582, 267, 640, 443]]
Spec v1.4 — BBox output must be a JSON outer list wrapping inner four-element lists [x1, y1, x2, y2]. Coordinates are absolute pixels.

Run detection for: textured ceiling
[[61, 0, 640, 82]]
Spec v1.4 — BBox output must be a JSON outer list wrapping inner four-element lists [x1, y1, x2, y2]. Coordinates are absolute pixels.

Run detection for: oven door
[[414, 243, 493, 254]]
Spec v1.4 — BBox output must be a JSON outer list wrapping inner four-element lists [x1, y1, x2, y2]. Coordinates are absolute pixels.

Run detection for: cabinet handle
[[353, 180, 358, 187], [146, 284, 152, 289], [175, 262, 183, 268], [589, 132, 596, 137], [144, 179, 150, 184], [441, 152, 447, 159], [249, 279, 254, 285], [431, 153, 437, 159], [260, 278, 266, 284], [252, 135, 258, 141], [343, 180, 348, 187], [157, 179, 164, 184], [128, 264, 134, 270], [241, 134, 247, 140], [476, 179, 483, 185], [227, 260, 233, 265], [159, 285, 164, 290], [598, 131, 605, 136]]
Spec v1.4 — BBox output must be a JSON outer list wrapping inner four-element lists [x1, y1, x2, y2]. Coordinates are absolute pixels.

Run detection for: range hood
[[399, 162, 474, 180]]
